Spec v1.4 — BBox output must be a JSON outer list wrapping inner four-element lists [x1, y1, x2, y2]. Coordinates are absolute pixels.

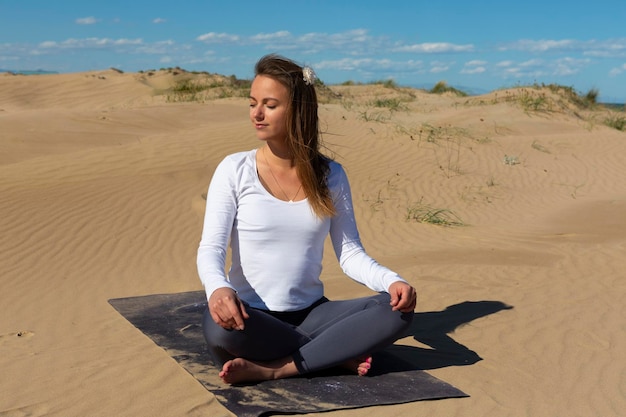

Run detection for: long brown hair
[[254, 54, 335, 218]]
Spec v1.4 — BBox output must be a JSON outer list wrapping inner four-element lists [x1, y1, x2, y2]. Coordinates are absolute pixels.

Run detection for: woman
[[197, 54, 416, 385]]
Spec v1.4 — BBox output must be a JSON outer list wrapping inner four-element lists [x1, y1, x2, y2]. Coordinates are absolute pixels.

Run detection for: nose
[[251, 105, 264, 121]]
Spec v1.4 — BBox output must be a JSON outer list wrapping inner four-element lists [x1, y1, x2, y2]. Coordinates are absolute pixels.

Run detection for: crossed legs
[[203, 293, 413, 384]]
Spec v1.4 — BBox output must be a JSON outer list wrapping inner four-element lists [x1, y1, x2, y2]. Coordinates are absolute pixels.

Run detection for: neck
[[264, 143, 294, 169]]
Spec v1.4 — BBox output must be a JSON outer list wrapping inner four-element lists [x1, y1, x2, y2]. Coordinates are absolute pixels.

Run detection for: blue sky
[[2, 0, 626, 102]]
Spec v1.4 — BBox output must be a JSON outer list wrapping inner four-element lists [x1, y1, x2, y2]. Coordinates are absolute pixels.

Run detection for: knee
[[390, 308, 413, 340], [202, 309, 237, 350], [202, 309, 239, 365], [376, 292, 414, 327], [202, 308, 220, 344]]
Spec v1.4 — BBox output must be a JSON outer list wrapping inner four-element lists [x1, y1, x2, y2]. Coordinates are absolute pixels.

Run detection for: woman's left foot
[[342, 356, 372, 376]]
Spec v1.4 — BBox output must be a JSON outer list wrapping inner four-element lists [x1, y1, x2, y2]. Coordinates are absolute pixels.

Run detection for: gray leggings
[[202, 293, 413, 374]]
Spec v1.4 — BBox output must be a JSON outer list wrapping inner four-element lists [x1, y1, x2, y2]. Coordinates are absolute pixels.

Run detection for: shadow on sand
[[371, 300, 513, 375]]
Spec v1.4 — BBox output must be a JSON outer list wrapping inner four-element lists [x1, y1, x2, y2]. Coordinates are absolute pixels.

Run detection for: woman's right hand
[[208, 287, 250, 330]]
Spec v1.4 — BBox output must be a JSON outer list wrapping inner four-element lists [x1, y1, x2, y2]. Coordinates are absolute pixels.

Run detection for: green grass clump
[[167, 80, 210, 102], [519, 83, 601, 110], [430, 81, 467, 97], [543, 83, 598, 108], [583, 88, 599, 106], [371, 97, 407, 112], [165, 75, 252, 102], [516, 88, 552, 112], [496, 83, 602, 113], [366, 79, 398, 88], [338, 79, 398, 88], [171, 80, 208, 94], [406, 198, 465, 226], [358, 110, 390, 123], [604, 114, 626, 131]]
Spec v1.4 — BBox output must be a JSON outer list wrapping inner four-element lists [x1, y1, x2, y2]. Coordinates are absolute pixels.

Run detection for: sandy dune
[[1, 69, 625, 416]]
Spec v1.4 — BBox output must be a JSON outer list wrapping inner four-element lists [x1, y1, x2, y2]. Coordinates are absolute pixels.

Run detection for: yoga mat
[[109, 291, 468, 417]]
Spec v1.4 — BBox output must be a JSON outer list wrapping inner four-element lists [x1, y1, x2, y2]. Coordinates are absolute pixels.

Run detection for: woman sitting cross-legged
[[197, 54, 417, 385]]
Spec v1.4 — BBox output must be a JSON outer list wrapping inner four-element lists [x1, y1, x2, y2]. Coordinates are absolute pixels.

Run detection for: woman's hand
[[388, 281, 417, 313], [208, 287, 250, 330]]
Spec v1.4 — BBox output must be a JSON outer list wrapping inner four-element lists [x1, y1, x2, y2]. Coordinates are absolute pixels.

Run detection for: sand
[[1, 69, 625, 416]]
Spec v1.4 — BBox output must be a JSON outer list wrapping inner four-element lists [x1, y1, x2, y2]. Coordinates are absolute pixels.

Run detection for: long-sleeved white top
[[197, 149, 406, 311]]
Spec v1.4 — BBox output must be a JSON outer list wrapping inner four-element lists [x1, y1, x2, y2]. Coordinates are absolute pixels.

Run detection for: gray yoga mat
[[109, 291, 475, 417]]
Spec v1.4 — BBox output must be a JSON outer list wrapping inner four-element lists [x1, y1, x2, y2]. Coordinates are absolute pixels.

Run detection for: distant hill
[[409, 83, 490, 96], [1, 69, 59, 75]]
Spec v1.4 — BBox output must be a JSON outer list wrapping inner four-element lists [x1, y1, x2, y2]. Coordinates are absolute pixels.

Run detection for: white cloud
[[553, 57, 591, 76], [194, 29, 387, 56], [39, 41, 58, 48], [430, 66, 449, 73], [299, 30, 385, 55], [609, 63, 626, 76], [75, 17, 97, 25], [298, 29, 375, 48], [191, 29, 476, 59], [246, 29, 383, 55], [500, 38, 626, 58], [430, 60, 451, 73], [583, 39, 626, 57], [496, 60, 514, 67], [494, 56, 590, 79], [496, 58, 547, 79], [250, 31, 291, 42], [37, 37, 143, 52], [460, 60, 487, 74], [519, 59, 544, 68], [135, 40, 177, 55], [152, 18, 167, 24], [315, 58, 424, 75], [461, 66, 486, 74], [393, 42, 474, 53], [196, 32, 240, 43], [315, 58, 375, 71], [501, 39, 576, 52]]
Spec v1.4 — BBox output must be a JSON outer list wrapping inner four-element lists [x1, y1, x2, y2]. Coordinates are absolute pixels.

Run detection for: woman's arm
[[328, 164, 412, 293], [197, 156, 251, 328], [197, 157, 238, 302]]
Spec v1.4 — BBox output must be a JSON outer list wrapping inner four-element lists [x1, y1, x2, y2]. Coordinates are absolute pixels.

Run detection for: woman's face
[[249, 75, 290, 144]]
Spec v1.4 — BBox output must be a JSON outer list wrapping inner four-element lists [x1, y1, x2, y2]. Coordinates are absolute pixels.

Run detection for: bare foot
[[219, 357, 298, 384], [342, 356, 372, 376]]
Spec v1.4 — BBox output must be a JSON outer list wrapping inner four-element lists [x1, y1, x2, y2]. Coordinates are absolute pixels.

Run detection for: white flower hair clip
[[302, 66, 317, 86]]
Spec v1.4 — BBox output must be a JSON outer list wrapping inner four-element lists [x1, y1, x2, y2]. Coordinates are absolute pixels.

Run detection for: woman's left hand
[[388, 281, 417, 313]]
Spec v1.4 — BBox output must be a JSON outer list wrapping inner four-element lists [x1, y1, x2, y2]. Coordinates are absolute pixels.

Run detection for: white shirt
[[197, 149, 406, 311]]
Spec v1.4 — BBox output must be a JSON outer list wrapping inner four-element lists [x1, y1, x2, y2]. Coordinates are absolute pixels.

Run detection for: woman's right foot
[[219, 357, 299, 384]]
